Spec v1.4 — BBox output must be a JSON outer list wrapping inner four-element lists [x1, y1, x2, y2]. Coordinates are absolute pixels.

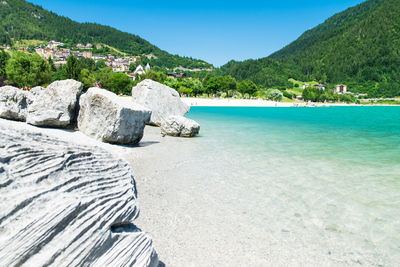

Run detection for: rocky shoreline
[[0, 79, 201, 266], [0, 79, 200, 144]]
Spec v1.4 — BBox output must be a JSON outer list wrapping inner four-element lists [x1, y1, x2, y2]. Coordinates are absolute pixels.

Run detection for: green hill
[[220, 0, 400, 97], [0, 0, 212, 69]]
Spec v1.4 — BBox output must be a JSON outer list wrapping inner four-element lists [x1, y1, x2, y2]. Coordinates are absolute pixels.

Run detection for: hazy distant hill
[[0, 0, 212, 69], [221, 0, 400, 97]]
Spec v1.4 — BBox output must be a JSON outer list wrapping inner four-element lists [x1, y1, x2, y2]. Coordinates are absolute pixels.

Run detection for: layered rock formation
[[131, 79, 190, 126], [26, 79, 83, 127], [0, 122, 158, 267], [0, 85, 29, 121], [78, 87, 151, 145], [161, 115, 200, 137]]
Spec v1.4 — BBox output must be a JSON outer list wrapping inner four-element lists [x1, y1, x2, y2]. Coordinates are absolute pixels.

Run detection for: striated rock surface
[[131, 79, 190, 126], [161, 115, 200, 137], [0, 121, 158, 267], [0, 85, 29, 121], [78, 87, 151, 145], [27, 79, 83, 127]]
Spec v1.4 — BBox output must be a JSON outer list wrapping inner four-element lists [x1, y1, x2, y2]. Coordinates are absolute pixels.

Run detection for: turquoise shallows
[[186, 106, 400, 265]]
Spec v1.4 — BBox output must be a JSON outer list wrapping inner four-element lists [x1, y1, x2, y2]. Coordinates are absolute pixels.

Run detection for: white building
[[47, 40, 64, 49], [334, 84, 348, 94], [145, 63, 151, 71], [133, 65, 145, 76]]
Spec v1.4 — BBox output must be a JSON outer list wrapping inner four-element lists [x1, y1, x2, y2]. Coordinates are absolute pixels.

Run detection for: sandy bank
[[181, 97, 400, 107], [181, 97, 296, 107]]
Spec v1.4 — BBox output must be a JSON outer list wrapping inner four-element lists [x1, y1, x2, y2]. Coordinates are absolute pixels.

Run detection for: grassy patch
[[12, 39, 45, 48], [289, 78, 319, 87], [102, 44, 127, 56]]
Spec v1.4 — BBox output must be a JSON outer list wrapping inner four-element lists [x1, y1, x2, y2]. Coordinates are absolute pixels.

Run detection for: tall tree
[[0, 49, 10, 79], [65, 55, 82, 80], [238, 80, 257, 96], [109, 72, 133, 95]]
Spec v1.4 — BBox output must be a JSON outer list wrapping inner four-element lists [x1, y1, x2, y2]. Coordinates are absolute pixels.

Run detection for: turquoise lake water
[[186, 106, 400, 265]]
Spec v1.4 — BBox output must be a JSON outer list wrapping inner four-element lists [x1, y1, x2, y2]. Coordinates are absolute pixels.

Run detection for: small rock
[[161, 115, 200, 137]]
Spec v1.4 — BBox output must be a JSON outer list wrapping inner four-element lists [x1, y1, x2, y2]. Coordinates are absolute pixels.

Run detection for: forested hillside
[[220, 0, 400, 97], [0, 0, 212, 69]]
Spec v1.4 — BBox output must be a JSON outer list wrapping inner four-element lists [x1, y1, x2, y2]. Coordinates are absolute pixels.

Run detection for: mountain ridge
[[220, 0, 400, 97]]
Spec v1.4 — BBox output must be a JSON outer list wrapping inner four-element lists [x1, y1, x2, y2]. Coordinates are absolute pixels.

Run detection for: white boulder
[[78, 87, 151, 145], [0, 123, 158, 267], [0, 86, 28, 121], [28, 86, 45, 104], [161, 115, 200, 137], [26, 79, 83, 127], [131, 79, 190, 126]]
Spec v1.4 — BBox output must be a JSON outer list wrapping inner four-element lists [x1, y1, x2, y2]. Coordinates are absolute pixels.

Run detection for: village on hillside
[[0, 40, 213, 81]]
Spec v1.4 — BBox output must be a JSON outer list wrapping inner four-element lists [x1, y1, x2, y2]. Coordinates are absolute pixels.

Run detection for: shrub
[[266, 89, 283, 102]]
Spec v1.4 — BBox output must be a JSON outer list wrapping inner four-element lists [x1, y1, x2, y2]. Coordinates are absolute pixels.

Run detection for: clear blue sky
[[28, 0, 365, 66]]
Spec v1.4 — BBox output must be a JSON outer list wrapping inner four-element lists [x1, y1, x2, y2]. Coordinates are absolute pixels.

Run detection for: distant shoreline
[[181, 97, 400, 107]]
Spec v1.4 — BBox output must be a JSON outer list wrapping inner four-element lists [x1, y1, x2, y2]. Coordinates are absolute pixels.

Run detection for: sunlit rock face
[[78, 87, 151, 145], [0, 123, 158, 267], [132, 79, 190, 126], [26, 79, 83, 128], [0, 85, 29, 121], [161, 115, 200, 137]]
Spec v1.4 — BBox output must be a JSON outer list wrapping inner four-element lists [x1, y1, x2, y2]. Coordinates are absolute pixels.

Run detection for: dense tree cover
[[6, 51, 52, 87], [204, 76, 237, 95], [218, 58, 299, 89], [237, 80, 258, 96], [163, 76, 205, 96], [133, 70, 265, 98], [0, 0, 212, 69], [219, 0, 400, 98]]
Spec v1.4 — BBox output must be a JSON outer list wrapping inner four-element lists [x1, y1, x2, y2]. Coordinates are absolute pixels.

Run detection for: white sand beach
[[181, 97, 400, 107], [181, 97, 296, 107]]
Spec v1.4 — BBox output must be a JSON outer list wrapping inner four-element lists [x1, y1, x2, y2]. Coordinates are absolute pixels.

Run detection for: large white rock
[[131, 79, 190, 126], [26, 79, 83, 127], [161, 115, 200, 137], [0, 122, 158, 267], [78, 87, 151, 145], [0, 86, 29, 121], [28, 86, 45, 103]]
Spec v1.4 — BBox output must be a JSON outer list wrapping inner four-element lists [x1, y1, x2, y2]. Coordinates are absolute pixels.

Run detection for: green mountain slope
[[221, 0, 400, 97], [0, 0, 212, 69]]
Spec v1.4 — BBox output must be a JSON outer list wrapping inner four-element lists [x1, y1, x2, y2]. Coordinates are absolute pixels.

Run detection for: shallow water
[[185, 106, 400, 266]]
